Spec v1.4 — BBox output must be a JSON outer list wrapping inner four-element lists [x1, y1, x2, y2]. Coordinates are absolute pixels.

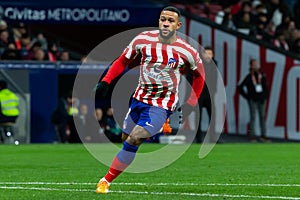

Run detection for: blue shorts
[[122, 99, 173, 136]]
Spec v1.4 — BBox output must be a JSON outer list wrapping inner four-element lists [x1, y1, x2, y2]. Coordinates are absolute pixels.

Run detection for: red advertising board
[[181, 17, 300, 140]]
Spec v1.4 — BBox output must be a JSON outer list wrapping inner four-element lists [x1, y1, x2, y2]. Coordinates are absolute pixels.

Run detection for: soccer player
[[95, 6, 205, 194]]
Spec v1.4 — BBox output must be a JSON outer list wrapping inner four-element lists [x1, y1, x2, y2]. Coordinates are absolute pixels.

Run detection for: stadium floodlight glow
[[72, 27, 226, 173], [6, 132, 11, 137]]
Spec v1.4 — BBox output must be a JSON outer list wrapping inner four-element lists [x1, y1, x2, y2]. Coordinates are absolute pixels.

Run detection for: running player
[[95, 6, 205, 194]]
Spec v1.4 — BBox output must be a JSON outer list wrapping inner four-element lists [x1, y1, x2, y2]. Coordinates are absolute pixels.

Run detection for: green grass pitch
[[0, 143, 300, 199]]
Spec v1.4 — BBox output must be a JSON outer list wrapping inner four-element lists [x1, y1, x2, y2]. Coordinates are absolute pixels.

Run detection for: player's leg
[[96, 100, 172, 194], [96, 102, 138, 194], [100, 106, 168, 180]]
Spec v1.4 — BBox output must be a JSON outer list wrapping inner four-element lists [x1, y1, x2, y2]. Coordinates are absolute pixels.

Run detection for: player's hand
[[180, 103, 194, 123], [93, 81, 109, 98]]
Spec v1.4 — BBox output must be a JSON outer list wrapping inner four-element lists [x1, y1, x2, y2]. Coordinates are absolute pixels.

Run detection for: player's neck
[[158, 35, 177, 44]]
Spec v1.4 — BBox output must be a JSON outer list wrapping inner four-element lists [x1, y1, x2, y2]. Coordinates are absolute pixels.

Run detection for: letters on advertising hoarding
[[0, 5, 132, 24]]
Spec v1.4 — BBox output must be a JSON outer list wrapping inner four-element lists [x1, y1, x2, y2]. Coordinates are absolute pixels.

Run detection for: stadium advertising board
[[0, 5, 160, 25], [181, 17, 300, 141]]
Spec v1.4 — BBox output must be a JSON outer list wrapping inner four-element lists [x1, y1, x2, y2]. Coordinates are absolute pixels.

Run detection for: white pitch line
[[0, 185, 299, 200], [0, 186, 92, 192], [112, 190, 300, 200], [1, 182, 300, 187]]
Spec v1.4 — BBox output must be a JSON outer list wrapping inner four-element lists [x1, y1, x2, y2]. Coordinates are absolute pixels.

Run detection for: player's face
[[159, 10, 181, 40]]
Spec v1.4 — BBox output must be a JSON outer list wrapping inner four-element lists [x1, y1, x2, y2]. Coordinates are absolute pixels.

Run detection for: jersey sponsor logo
[[153, 67, 160, 73], [143, 68, 171, 81]]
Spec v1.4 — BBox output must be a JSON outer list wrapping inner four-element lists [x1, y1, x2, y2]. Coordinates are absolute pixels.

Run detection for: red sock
[[104, 156, 129, 183], [104, 141, 138, 183]]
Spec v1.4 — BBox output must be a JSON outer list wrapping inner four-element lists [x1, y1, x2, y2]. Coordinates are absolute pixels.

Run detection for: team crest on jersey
[[167, 58, 178, 69]]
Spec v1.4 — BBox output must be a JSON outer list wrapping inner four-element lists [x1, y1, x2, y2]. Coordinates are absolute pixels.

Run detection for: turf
[[0, 143, 300, 200]]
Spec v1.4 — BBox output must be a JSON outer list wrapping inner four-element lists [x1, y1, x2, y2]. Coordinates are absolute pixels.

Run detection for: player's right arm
[[96, 34, 141, 97], [101, 53, 132, 84], [94, 53, 130, 98]]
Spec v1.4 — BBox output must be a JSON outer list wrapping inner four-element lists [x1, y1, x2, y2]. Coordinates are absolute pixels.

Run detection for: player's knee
[[126, 135, 145, 146], [126, 134, 146, 146], [126, 126, 149, 146]]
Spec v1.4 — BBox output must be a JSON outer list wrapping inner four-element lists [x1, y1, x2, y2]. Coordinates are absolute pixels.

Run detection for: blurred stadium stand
[[0, 0, 299, 143], [0, 0, 165, 58], [0, 0, 165, 143]]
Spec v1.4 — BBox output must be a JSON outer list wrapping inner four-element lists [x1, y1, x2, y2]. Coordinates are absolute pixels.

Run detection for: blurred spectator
[[47, 42, 60, 62], [82, 108, 106, 143], [276, 14, 293, 34], [95, 108, 105, 134], [78, 104, 89, 127], [288, 29, 300, 49], [0, 20, 83, 62], [252, 3, 267, 19], [103, 107, 122, 143], [59, 50, 70, 61], [254, 12, 268, 26], [19, 33, 31, 59], [11, 23, 28, 50], [1, 43, 21, 60], [196, 46, 218, 143], [265, 21, 276, 38], [263, 0, 280, 21], [237, 59, 269, 142], [75, 105, 106, 143], [27, 41, 42, 60], [33, 47, 47, 61], [0, 20, 8, 32], [250, 14, 273, 42], [294, 0, 300, 29], [278, 20, 298, 48], [0, 80, 19, 143], [0, 30, 10, 55], [51, 90, 79, 143], [34, 33, 48, 51], [232, 1, 255, 34], [264, 0, 292, 28], [215, 3, 236, 30], [0, 80, 19, 124], [73, 103, 90, 143], [236, 12, 255, 34], [232, 1, 253, 24], [85, 107, 106, 143], [292, 37, 300, 58], [273, 29, 289, 50]]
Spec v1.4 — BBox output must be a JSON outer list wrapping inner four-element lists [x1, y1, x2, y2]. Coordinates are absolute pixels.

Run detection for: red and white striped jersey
[[123, 30, 204, 111]]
